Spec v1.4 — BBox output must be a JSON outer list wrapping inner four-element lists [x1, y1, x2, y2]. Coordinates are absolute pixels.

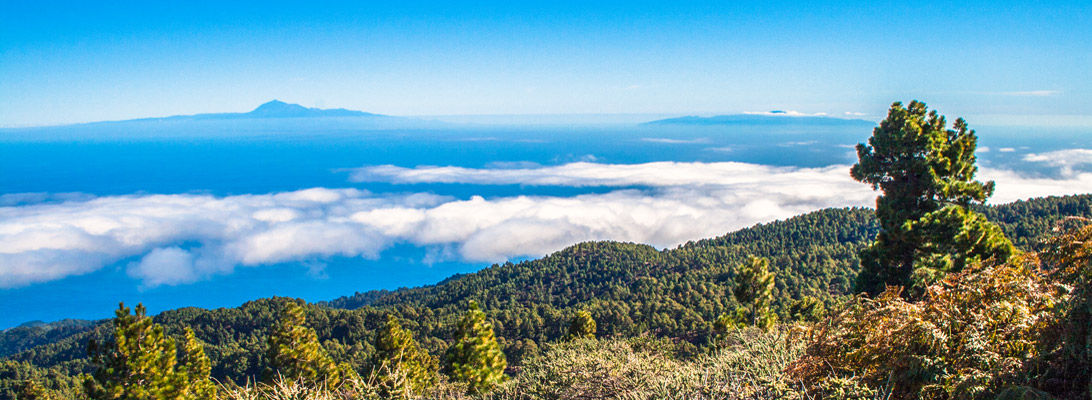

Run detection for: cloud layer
[[1024, 149, 1092, 175], [349, 162, 858, 188], [4, 160, 1091, 288]]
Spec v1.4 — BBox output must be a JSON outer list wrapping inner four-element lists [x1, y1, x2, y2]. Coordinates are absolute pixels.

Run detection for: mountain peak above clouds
[[239, 100, 378, 118]]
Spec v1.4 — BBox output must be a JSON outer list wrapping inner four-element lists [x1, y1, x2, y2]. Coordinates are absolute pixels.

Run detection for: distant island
[[143, 100, 384, 121], [643, 113, 875, 126], [0, 100, 429, 139]]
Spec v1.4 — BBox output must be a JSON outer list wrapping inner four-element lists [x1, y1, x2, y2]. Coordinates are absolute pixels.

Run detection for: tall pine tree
[[444, 301, 507, 394], [266, 301, 355, 388], [732, 256, 776, 328], [370, 314, 437, 399], [851, 100, 1013, 296], [84, 302, 215, 400], [177, 328, 216, 399]]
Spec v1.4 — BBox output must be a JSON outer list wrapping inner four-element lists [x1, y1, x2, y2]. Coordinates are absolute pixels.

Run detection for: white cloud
[[348, 162, 856, 188], [1000, 148, 1016, 153], [352, 162, 1091, 204], [778, 140, 819, 147], [979, 167, 1092, 203], [0, 189, 448, 288], [128, 247, 200, 287], [3, 161, 1090, 288], [1023, 149, 1092, 171]]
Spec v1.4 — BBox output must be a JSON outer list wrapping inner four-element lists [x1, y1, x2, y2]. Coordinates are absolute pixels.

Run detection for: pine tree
[[84, 302, 215, 400], [266, 301, 354, 388], [712, 313, 737, 347], [903, 205, 1014, 289], [370, 314, 437, 399], [567, 310, 597, 340], [851, 100, 1013, 296], [19, 380, 52, 400], [177, 328, 216, 400], [444, 301, 507, 394], [732, 256, 776, 328], [787, 296, 826, 323]]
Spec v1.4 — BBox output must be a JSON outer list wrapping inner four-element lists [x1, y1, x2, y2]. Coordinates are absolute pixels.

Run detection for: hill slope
[[0, 320, 99, 358], [3, 194, 1090, 388]]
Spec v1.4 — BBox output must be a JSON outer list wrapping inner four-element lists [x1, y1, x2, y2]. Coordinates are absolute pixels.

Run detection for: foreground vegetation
[[220, 329, 803, 400], [6, 195, 1089, 398], [3, 101, 1091, 399]]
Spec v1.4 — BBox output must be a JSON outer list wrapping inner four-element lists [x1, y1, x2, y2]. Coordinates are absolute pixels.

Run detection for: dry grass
[[219, 377, 347, 400], [217, 329, 805, 400], [488, 329, 803, 400]]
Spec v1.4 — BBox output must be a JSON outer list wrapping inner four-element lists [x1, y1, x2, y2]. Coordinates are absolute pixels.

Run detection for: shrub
[[789, 254, 1062, 399], [1036, 218, 1092, 399], [497, 329, 802, 400]]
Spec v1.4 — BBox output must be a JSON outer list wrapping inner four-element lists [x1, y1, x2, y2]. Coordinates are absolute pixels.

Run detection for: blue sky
[[1, 0, 1090, 126]]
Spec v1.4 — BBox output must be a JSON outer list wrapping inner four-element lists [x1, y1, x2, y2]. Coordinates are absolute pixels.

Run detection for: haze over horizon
[[2, 99, 884, 130]]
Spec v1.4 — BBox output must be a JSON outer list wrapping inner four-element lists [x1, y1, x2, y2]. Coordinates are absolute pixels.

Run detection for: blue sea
[[0, 118, 1087, 328]]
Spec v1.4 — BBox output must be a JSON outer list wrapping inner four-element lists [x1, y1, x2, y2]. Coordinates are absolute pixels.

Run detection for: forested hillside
[[2, 193, 1090, 397], [0, 320, 99, 359]]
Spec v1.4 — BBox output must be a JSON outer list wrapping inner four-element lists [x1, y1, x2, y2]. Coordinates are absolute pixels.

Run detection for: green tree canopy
[[567, 310, 597, 340], [84, 302, 214, 400], [444, 301, 507, 394], [733, 256, 776, 328], [851, 100, 1013, 296], [903, 205, 1014, 289], [178, 328, 216, 399], [266, 301, 355, 388], [370, 314, 437, 399], [787, 296, 826, 323]]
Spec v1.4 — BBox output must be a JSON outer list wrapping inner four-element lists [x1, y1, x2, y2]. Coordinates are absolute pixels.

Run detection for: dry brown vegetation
[[790, 219, 1092, 400]]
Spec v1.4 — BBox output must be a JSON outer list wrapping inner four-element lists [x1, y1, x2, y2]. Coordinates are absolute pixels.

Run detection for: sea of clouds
[[3, 155, 1091, 289]]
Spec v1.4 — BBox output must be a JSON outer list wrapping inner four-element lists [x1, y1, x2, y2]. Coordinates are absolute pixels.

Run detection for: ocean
[[0, 118, 1087, 328]]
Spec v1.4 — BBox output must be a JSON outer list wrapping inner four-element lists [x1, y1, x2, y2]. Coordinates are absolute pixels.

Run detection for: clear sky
[[1, 0, 1089, 127]]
